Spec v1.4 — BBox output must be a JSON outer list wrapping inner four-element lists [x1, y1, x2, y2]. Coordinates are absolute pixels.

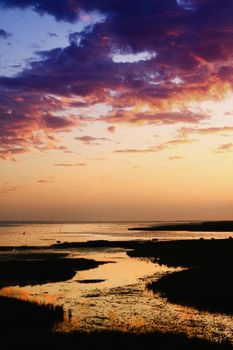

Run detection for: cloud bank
[[1, 0, 233, 158]]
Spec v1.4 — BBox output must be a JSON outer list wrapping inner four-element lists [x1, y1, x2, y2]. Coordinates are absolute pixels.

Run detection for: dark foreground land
[[0, 295, 64, 331], [1, 238, 233, 349], [129, 220, 233, 232], [1, 296, 232, 350], [128, 238, 233, 314]]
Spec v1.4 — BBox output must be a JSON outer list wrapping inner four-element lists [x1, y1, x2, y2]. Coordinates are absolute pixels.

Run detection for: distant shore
[[128, 220, 233, 232]]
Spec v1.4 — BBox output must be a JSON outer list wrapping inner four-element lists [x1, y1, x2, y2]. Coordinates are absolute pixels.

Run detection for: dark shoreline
[[128, 220, 233, 232]]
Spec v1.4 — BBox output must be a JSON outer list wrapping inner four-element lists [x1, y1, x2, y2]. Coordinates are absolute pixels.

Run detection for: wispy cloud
[[165, 139, 197, 146], [179, 126, 233, 137], [216, 143, 233, 152], [75, 136, 110, 145], [54, 163, 86, 167], [114, 144, 164, 153], [37, 177, 55, 183], [114, 148, 154, 154], [103, 110, 207, 126], [114, 138, 196, 154], [168, 156, 185, 160], [0, 185, 21, 194]]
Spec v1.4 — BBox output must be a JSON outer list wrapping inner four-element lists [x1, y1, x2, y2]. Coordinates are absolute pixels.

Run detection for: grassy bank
[[0, 295, 63, 332]]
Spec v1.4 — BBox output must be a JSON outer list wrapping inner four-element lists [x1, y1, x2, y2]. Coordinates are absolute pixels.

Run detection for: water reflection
[[1, 248, 233, 343], [0, 221, 232, 247]]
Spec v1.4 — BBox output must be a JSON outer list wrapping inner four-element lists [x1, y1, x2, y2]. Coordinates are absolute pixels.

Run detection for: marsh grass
[[0, 295, 64, 331], [2, 329, 233, 350]]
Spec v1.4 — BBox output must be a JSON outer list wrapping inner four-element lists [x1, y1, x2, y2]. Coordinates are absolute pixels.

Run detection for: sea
[[0, 220, 231, 246], [1, 221, 233, 343]]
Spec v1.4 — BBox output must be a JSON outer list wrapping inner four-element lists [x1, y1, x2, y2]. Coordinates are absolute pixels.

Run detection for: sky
[[0, 0, 232, 221]]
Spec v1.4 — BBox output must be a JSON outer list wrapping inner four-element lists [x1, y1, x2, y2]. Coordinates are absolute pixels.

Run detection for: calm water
[[0, 221, 233, 343], [0, 221, 231, 246]]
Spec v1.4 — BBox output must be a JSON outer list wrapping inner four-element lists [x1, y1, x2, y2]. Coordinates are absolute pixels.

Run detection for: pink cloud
[[179, 126, 233, 137], [165, 139, 197, 146], [102, 110, 207, 125], [216, 143, 233, 152], [54, 163, 86, 166]]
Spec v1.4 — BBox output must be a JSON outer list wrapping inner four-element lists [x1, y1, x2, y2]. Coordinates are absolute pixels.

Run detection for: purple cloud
[[1, 0, 233, 159]]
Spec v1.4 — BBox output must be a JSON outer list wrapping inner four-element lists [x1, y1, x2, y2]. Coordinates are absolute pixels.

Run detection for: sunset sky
[[0, 0, 233, 221]]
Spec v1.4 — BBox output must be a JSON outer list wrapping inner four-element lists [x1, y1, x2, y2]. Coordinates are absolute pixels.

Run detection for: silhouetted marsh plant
[[0, 296, 64, 331], [2, 329, 233, 350]]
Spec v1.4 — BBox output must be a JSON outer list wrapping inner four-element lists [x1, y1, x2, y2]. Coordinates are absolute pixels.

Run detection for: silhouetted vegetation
[[128, 238, 233, 267], [128, 238, 233, 315], [1, 292, 232, 349], [2, 329, 233, 350], [148, 267, 233, 314], [0, 295, 63, 332], [129, 220, 233, 232]]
